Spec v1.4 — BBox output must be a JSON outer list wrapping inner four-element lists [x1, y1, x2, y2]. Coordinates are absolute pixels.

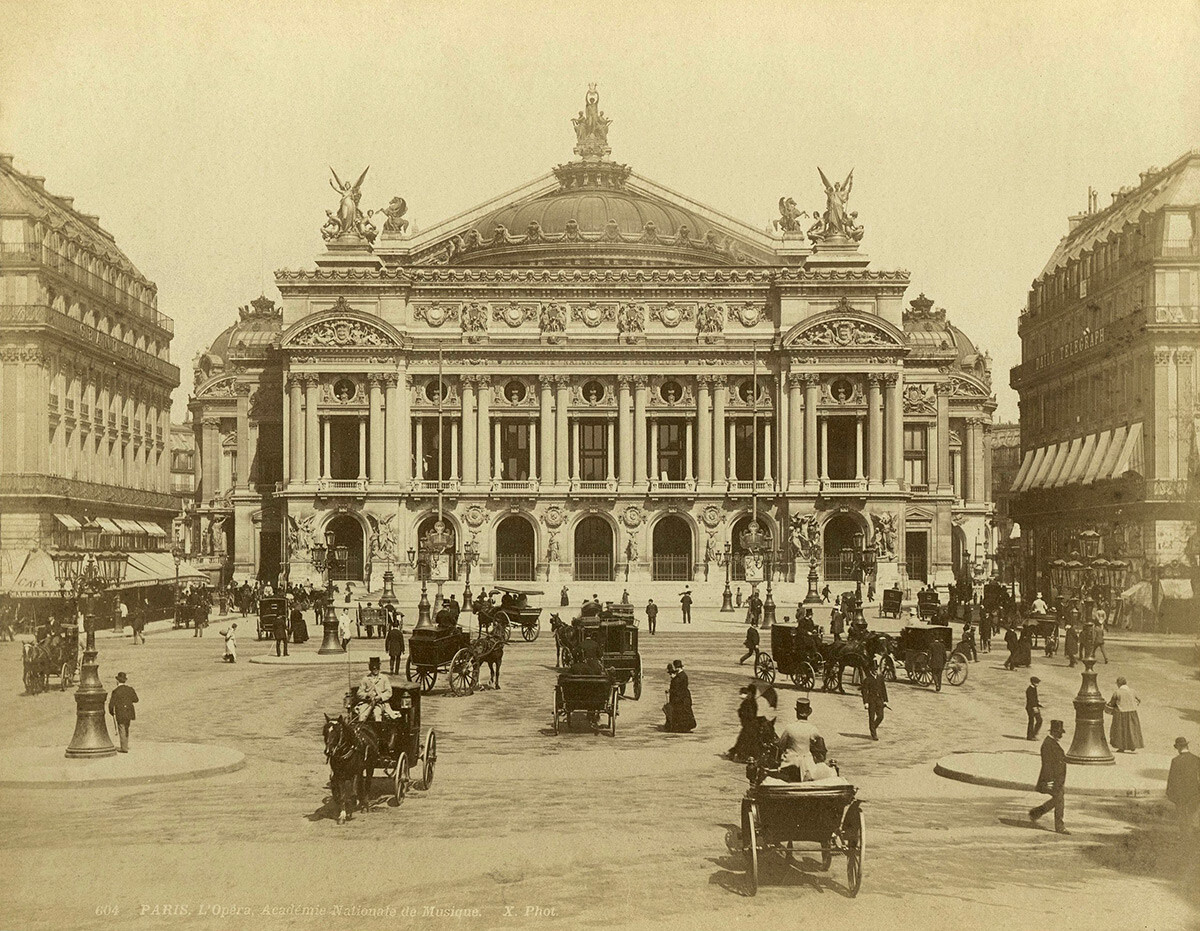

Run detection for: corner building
[[194, 91, 996, 598]]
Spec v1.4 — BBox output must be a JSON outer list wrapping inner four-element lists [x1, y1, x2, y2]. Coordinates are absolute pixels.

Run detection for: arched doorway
[[574, 516, 613, 581], [495, 515, 535, 581], [326, 513, 365, 582], [731, 514, 773, 581], [652, 516, 693, 580], [416, 515, 457, 581], [822, 512, 864, 581]]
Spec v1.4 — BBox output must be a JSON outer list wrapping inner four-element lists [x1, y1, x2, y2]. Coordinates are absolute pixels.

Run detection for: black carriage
[[891, 625, 968, 687], [476, 585, 543, 642], [444, 629, 506, 697], [879, 588, 903, 619], [344, 682, 437, 802], [405, 625, 472, 693], [740, 780, 865, 897], [257, 596, 287, 640], [553, 673, 620, 736], [753, 622, 824, 690], [1026, 616, 1059, 655], [22, 624, 78, 694], [566, 616, 642, 700]]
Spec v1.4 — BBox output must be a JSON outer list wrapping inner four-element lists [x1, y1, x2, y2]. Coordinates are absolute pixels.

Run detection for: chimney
[[0, 154, 13, 170], [29, 176, 45, 190], [1067, 212, 1087, 231]]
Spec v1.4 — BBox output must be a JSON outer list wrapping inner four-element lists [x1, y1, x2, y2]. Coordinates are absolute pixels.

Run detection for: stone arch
[[651, 513, 693, 581], [572, 513, 614, 582], [494, 513, 537, 581], [821, 509, 870, 581], [728, 510, 779, 581]]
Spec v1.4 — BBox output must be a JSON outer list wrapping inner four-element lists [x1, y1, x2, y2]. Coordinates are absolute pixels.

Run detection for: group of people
[[728, 686, 839, 781]]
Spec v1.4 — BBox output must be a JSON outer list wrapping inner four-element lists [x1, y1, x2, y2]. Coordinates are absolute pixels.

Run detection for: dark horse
[[819, 632, 891, 693], [473, 633, 505, 689], [550, 613, 576, 667], [322, 714, 380, 824]]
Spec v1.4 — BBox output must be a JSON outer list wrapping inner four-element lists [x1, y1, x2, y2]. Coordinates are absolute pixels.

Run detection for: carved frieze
[[794, 319, 894, 348], [650, 303, 694, 328], [413, 303, 460, 327], [492, 303, 537, 328], [572, 303, 617, 327], [290, 318, 395, 348], [903, 383, 935, 415]]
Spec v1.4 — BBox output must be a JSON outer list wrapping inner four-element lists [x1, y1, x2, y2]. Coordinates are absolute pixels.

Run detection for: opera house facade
[[188, 89, 996, 598]]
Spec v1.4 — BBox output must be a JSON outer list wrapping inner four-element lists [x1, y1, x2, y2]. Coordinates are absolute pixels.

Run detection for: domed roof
[[196, 296, 282, 383]]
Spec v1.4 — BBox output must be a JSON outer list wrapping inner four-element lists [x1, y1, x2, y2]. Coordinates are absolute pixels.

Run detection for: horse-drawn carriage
[[752, 623, 824, 690], [174, 586, 211, 630], [1026, 615, 1059, 655], [22, 624, 78, 694], [552, 673, 620, 735], [257, 595, 287, 640], [879, 588, 903, 619], [323, 682, 437, 824], [916, 590, 942, 622], [740, 778, 865, 897], [555, 612, 642, 700], [406, 620, 504, 696], [889, 625, 968, 687], [475, 585, 543, 642]]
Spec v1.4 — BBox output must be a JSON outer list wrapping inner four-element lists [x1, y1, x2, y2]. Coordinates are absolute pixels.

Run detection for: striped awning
[[1082, 430, 1113, 484], [54, 513, 82, 531], [114, 519, 147, 535], [1009, 450, 1035, 492], [1015, 422, 1144, 493], [137, 521, 168, 537], [95, 518, 122, 534]]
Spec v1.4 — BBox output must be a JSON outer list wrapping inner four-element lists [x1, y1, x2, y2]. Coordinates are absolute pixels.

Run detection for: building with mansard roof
[[0, 153, 180, 597], [1009, 151, 1199, 622], [189, 88, 997, 599]]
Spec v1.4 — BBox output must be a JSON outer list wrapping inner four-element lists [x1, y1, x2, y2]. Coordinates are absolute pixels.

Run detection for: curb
[[0, 743, 247, 789], [933, 754, 1163, 799]]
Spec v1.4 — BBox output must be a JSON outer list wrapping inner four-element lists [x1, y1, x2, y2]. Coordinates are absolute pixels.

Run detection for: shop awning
[[1052, 438, 1084, 488], [137, 521, 168, 537], [54, 513, 82, 531], [1010, 450, 1035, 492], [1097, 425, 1127, 479], [95, 518, 122, 534], [3, 549, 60, 598], [1066, 433, 1096, 484], [1082, 430, 1113, 484], [119, 552, 207, 590], [1016, 446, 1047, 492], [1110, 421, 1144, 478], [1121, 578, 1193, 607], [113, 519, 147, 535], [1036, 443, 1067, 488]]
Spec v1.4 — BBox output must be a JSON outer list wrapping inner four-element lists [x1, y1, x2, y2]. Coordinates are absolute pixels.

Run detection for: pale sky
[[2, 0, 1197, 423]]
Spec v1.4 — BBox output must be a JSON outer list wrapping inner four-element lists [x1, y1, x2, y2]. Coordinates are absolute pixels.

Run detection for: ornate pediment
[[784, 310, 906, 351], [196, 376, 238, 398], [950, 373, 991, 399], [282, 305, 402, 350]]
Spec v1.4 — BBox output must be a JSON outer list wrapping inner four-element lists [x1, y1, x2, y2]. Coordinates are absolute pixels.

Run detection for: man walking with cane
[[739, 622, 760, 665], [1026, 676, 1043, 740], [273, 605, 290, 657], [1029, 719, 1070, 834]]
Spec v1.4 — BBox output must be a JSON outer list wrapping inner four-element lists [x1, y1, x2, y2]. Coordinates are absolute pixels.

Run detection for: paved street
[[1, 608, 1197, 931]]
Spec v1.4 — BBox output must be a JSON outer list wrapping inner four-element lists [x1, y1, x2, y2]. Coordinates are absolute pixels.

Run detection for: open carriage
[[552, 673, 620, 736], [476, 586, 543, 642], [22, 624, 78, 694], [891, 625, 968, 687]]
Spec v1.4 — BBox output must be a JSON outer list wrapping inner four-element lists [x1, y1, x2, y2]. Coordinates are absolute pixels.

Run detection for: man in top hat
[[861, 657, 889, 740], [1026, 676, 1043, 740], [1030, 719, 1070, 834], [776, 696, 833, 781], [385, 615, 406, 674], [1167, 736, 1200, 833], [356, 657, 399, 722], [107, 672, 138, 753], [679, 588, 693, 625]]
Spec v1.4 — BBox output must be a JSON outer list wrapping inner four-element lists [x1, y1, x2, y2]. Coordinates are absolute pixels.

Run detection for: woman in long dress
[[1107, 676, 1144, 752]]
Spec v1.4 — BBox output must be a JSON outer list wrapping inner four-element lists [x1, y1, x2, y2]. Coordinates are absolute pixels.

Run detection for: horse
[[22, 632, 68, 695], [472, 633, 505, 689], [550, 614, 577, 667], [322, 714, 380, 824], [818, 637, 881, 693]]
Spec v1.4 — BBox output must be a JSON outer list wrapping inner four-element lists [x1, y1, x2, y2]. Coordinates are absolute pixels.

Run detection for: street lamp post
[[407, 545, 430, 627], [714, 542, 734, 613], [313, 529, 344, 655], [52, 535, 129, 759], [171, 544, 183, 626], [459, 538, 480, 609], [408, 520, 452, 628], [761, 547, 777, 628]]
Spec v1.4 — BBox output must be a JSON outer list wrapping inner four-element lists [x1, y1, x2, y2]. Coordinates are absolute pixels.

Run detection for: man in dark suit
[[679, 589, 693, 625], [107, 671, 139, 753], [861, 659, 889, 740], [273, 606, 291, 657], [1167, 737, 1200, 833], [739, 623, 760, 665], [1030, 719, 1069, 834], [1026, 676, 1043, 740], [928, 637, 947, 692]]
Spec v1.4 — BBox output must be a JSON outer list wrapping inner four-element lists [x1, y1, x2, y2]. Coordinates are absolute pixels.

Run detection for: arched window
[[495, 515, 535, 581], [652, 516, 692, 580], [574, 516, 613, 581]]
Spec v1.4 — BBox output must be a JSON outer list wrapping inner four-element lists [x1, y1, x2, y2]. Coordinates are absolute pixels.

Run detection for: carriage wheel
[[416, 668, 437, 694], [503, 625, 513, 643], [609, 688, 619, 736], [822, 663, 841, 693], [60, 662, 73, 691], [405, 656, 415, 682], [522, 621, 539, 642], [946, 652, 969, 686], [791, 661, 816, 690], [448, 649, 477, 696], [881, 655, 897, 683], [820, 842, 833, 872], [632, 673, 642, 701], [754, 652, 776, 684], [845, 803, 865, 897], [393, 753, 409, 802], [911, 653, 933, 686], [552, 688, 561, 735], [422, 729, 437, 790], [744, 802, 760, 896]]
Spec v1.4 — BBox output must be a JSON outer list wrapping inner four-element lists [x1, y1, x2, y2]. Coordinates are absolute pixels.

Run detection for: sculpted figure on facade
[[808, 167, 864, 243], [539, 303, 567, 333], [789, 513, 820, 561], [871, 513, 897, 560], [546, 533, 560, 563], [380, 197, 409, 235], [695, 303, 724, 335], [618, 303, 646, 335], [324, 166, 376, 242], [572, 84, 611, 160], [773, 196, 807, 235], [287, 514, 316, 557]]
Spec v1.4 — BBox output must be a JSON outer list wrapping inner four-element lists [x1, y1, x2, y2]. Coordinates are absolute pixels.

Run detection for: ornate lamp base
[[317, 612, 345, 655], [65, 650, 116, 758], [720, 581, 734, 613], [804, 563, 822, 604], [1065, 657, 1115, 765]]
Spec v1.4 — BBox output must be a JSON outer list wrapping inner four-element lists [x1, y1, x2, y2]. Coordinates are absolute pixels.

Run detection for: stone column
[[369, 376, 384, 482], [414, 418, 424, 479], [287, 376, 303, 484], [804, 375, 819, 487], [618, 376, 634, 484], [777, 375, 788, 488], [685, 419, 694, 483], [868, 376, 883, 483], [1152, 348, 1172, 480], [304, 377, 320, 484], [651, 419, 660, 480], [696, 376, 712, 486], [202, 417, 220, 501], [540, 378, 555, 484], [358, 416, 367, 479], [855, 415, 864, 481], [763, 420, 772, 483], [967, 418, 983, 502], [1177, 348, 1196, 482], [477, 378, 491, 483], [633, 376, 648, 484], [936, 383, 952, 491], [572, 418, 581, 480], [235, 386, 250, 489], [788, 374, 804, 489], [555, 375, 570, 484], [607, 419, 616, 481], [820, 417, 829, 480], [493, 419, 502, 481], [450, 420, 460, 480], [530, 419, 538, 481], [460, 376, 477, 484], [982, 423, 993, 502], [884, 374, 902, 486], [728, 420, 737, 481], [712, 376, 726, 486], [322, 417, 331, 479], [384, 374, 400, 484]]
